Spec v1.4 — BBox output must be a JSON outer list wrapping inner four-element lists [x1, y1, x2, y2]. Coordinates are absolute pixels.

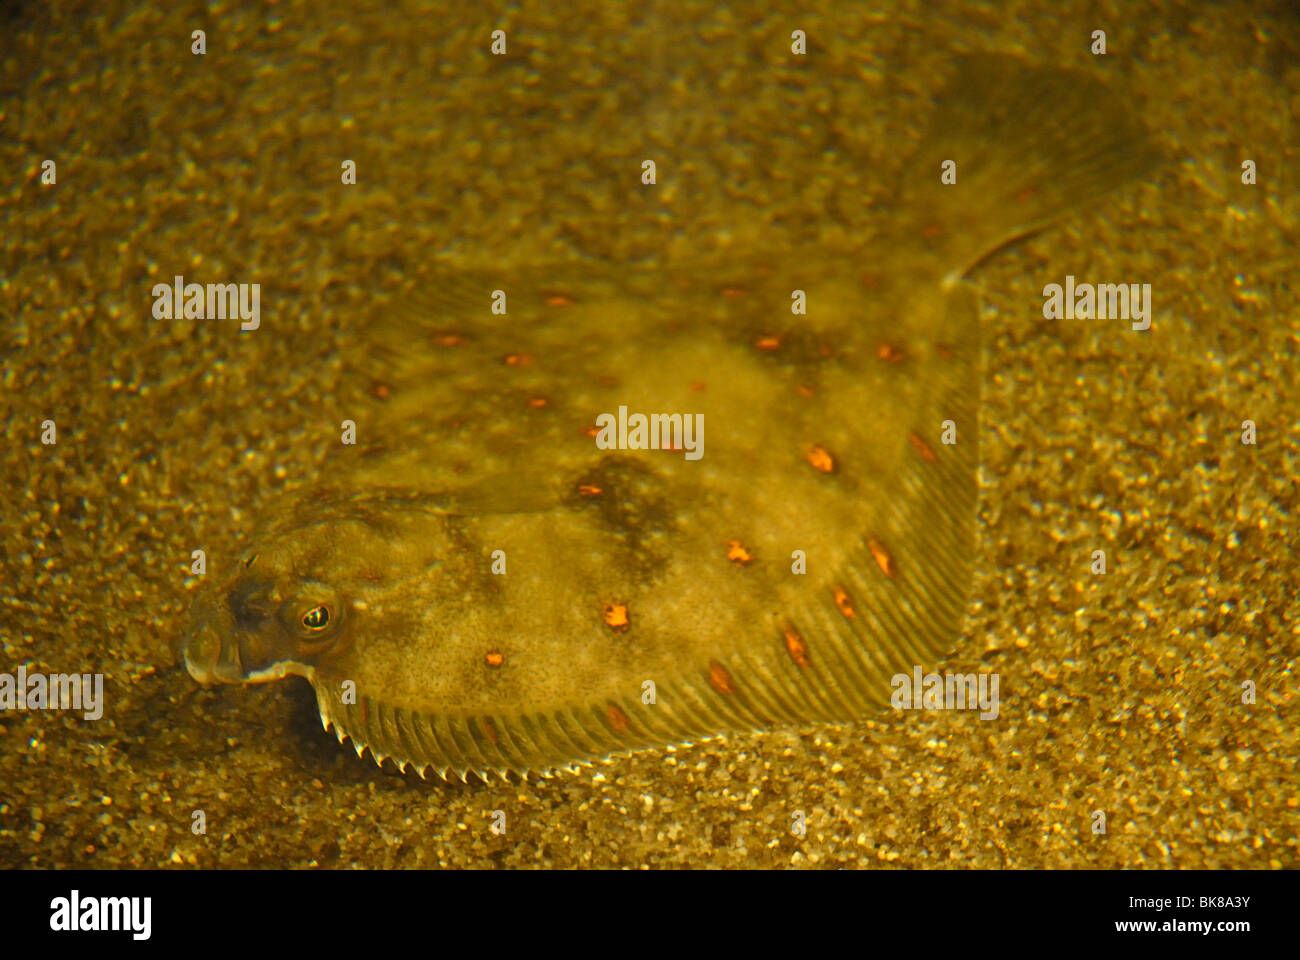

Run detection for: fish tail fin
[[899, 54, 1159, 282]]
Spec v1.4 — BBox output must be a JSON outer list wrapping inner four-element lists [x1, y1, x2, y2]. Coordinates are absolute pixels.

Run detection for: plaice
[[177, 55, 1156, 780]]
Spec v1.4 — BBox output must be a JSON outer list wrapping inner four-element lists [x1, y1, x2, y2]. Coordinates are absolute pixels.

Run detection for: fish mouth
[[175, 592, 247, 684]]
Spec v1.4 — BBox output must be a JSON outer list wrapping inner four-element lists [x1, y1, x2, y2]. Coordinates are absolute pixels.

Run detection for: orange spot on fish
[[503, 352, 535, 367], [607, 704, 630, 732], [582, 423, 601, 438], [833, 586, 856, 619], [806, 444, 836, 473], [936, 343, 954, 360], [485, 650, 505, 667], [1015, 186, 1036, 204], [725, 539, 754, 566], [435, 334, 465, 347], [708, 660, 735, 695], [689, 380, 707, 392], [599, 374, 619, 387], [909, 432, 937, 462], [481, 719, 499, 746], [578, 484, 602, 497], [721, 286, 747, 299], [369, 380, 392, 400], [868, 539, 896, 579], [545, 293, 575, 307], [877, 342, 905, 363], [922, 223, 944, 241], [603, 603, 630, 632], [796, 384, 815, 398], [528, 396, 548, 408], [756, 336, 781, 351], [782, 624, 811, 669]]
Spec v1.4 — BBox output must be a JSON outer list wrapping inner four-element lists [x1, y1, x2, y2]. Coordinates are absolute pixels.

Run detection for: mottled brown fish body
[[178, 56, 1153, 780]]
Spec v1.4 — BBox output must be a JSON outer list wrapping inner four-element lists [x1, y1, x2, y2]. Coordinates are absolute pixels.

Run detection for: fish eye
[[300, 604, 331, 631], [281, 581, 343, 654]]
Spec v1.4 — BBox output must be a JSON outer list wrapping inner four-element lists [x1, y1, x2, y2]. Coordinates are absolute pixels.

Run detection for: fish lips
[[176, 590, 248, 685]]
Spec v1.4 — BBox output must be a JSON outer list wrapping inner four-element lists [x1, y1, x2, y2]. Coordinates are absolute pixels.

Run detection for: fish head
[[179, 553, 350, 687], [176, 492, 460, 686]]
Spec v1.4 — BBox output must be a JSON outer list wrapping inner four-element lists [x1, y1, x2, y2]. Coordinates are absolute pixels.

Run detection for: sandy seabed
[[1, 0, 1296, 868]]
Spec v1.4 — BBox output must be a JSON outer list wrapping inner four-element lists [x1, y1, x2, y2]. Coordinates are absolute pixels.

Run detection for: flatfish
[[177, 55, 1154, 780]]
